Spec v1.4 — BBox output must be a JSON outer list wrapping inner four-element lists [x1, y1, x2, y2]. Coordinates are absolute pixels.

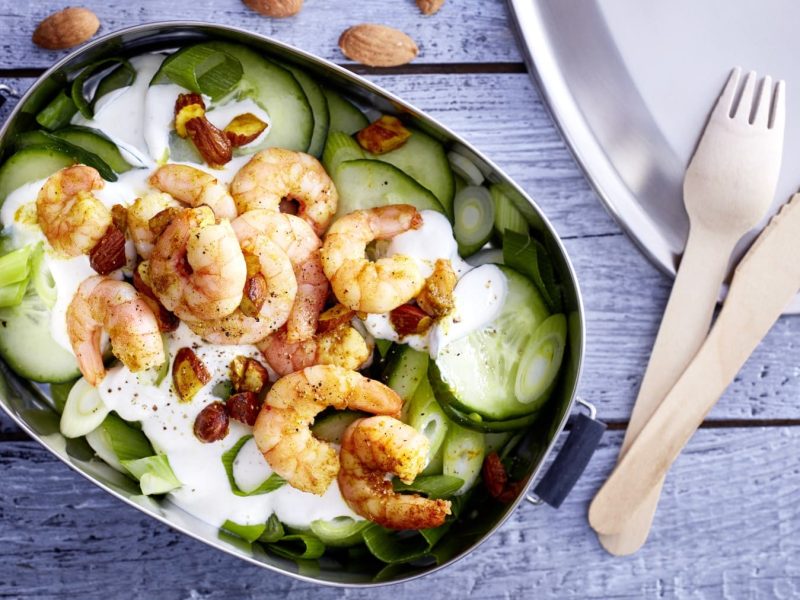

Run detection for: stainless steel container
[[0, 22, 600, 587]]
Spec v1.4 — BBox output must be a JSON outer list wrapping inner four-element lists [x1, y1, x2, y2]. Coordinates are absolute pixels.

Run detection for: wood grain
[[0, 428, 796, 598], [0, 0, 522, 70]]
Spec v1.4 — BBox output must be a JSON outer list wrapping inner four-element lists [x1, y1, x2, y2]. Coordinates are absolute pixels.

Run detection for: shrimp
[[185, 234, 297, 345], [36, 165, 112, 257], [230, 148, 338, 236], [149, 164, 237, 219], [148, 206, 247, 321], [338, 416, 452, 530], [253, 365, 402, 495], [233, 209, 328, 341], [258, 323, 370, 376], [320, 205, 425, 313], [127, 192, 180, 259], [67, 276, 165, 386]]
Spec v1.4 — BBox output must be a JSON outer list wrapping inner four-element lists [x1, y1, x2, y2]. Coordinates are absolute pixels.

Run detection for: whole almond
[[417, 0, 445, 15], [339, 24, 418, 68], [32, 7, 100, 50], [243, 0, 303, 17]]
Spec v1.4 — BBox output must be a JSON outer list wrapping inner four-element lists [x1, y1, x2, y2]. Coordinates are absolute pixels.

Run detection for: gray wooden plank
[[0, 428, 797, 598], [0, 0, 522, 70]]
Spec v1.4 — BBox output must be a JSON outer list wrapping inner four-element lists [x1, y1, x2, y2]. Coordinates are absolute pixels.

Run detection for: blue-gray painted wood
[[0, 2, 798, 597]]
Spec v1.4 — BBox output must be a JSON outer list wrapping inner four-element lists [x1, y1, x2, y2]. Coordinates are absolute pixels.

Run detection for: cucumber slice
[[453, 185, 494, 256], [407, 376, 449, 468], [442, 423, 485, 495], [448, 151, 484, 185], [14, 134, 116, 182], [52, 126, 133, 173], [514, 313, 567, 406], [324, 88, 368, 135], [321, 131, 364, 176], [0, 289, 80, 382], [431, 266, 551, 420], [60, 378, 110, 438], [36, 91, 78, 131], [205, 42, 313, 153], [86, 412, 154, 474], [93, 62, 136, 106], [465, 248, 503, 268], [0, 145, 74, 203], [333, 159, 444, 219], [368, 128, 455, 217], [282, 64, 329, 157], [432, 394, 539, 432], [383, 344, 428, 403], [311, 410, 365, 444], [310, 517, 369, 547]]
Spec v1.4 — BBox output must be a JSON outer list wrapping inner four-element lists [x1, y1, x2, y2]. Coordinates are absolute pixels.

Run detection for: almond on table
[[338, 24, 419, 68], [243, 0, 303, 17], [32, 7, 100, 50]]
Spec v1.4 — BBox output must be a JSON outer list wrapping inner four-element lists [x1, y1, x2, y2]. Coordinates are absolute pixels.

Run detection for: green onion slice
[[221, 435, 285, 497], [71, 58, 135, 120], [267, 534, 326, 560], [221, 519, 266, 543], [30, 243, 56, 308], [392, 474, 464, 499], [36, 91, 78, 131], [258, 514, 285, 543], [156, 44, 243, 100], [309, 517, 369, 547], [0, 245, 33, 287], [120, 454, 181, 495]]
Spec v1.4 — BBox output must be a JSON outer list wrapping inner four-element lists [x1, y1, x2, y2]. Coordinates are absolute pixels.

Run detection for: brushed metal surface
[[0, 22, 585, 587]]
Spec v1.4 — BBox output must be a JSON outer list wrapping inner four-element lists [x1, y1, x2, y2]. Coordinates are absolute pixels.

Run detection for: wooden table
[[0, 2, 797, 597]]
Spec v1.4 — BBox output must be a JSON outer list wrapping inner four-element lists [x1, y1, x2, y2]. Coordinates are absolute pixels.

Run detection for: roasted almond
[[32, 7, 100, 50], [416, 258, 457, 318], [229, 356, 269, 394], [89, 224, 126, 276], [194, 401, 229, 443], [134, 263, 179, 333], [240, 274, 268, 318], [110, 204, 127, 234], [243, 0, 303, 17], [173, 347, 212, 402], [356, 115, 411, 154], [226, 392, 262, 426], [174, 93, 206, 138], [185, 117, 233, 168], [338, 24, 418, 68], [148, 207, 182, 237], [224, 113, 268, 147], [417, 0, 445, 15], [389, 304, 432, 336]]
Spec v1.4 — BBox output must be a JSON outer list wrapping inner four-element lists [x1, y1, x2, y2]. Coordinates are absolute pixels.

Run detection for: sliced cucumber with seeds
[[205, 41, 313, 153], [0, 145, 75, 203], [324, 88, 368, 135], [282, 64, 329, 157], [333, 159, 444, 219], [368, 128, 455, 217], [453, 185, 494, 256], [51, 126, 133, 173], [431, 266, 551, 420], [515, 313, 567, 406]]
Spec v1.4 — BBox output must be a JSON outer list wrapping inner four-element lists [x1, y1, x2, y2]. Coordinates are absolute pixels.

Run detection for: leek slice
[[0, 245, 32, 287], [154, 44, 243, 100], [222, 520, 266, 543], [442, 423, 485, 495], [383, 345, 428, 403], [491, 184, 528, 235], [120, 454, 181, 495], [514, 313, 567, 405], [30, 243, 56, 308], [267, 534, 326, 560], [258, 514, 285, 543], [453, 185, 494, 256], [60, 378, 110, 438], [0, 281, 28, 308], [310, 517, 369, 547], [407, 377, 449, 467], [221, 435, 285, 496]]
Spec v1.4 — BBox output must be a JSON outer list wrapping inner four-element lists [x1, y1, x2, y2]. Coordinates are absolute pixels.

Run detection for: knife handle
[[589, 194, 800, 535]]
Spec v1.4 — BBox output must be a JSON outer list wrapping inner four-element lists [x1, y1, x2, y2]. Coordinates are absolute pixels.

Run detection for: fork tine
[[732, 70, 757, 121], [712, 67, 741, 118], [770, 80, 786, 131], [751, 76, 772, 127]]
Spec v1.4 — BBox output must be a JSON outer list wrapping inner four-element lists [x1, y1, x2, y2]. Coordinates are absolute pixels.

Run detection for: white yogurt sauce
[[362, 210, 507, 357], [98, 324, 360, 528]]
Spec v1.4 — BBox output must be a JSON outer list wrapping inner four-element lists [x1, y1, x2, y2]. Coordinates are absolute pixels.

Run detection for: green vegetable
[[453, 185, 494, 256], [51, 126, 133, 173], [60, 378, 110, 439], [222, 520, 266, 543], [0, 281, 28, 308], [85, 412, 154, 475], [514, 313, 567, 406], [36, 91, 78, 130], [93, 62, 136, 105], [221, 435, 285, 496], [15, 132, 116, 181], [465, 247, 503, 268], [321, 131, 364, 175], [153, 44, 243, 100], [311, 410, 365, 444], [121, 454, 181, 495], [491, 184, 527, 235], [50, 379, 77, 414], [30, 243, 56, 308], [393, 474, 464, 499], [267, 534, 326, 560], [383, 344, 428, 403], [407, 376, 449, 467], [282, 63, 329, 157], [362, 525, 430, 564], [310, 517, 369, 547], [442, 423, 485, 495], [72, 58, 135, 119], [154, 335, 170, 386], [0, 145, 74, 204], [259, 514, 285, 543], [502, 229, 562, 312], [375, 339, 393, 358], [430, 392, 539, 432], [490, 182, 545, 230], [447, 150, 484, 185], [323, 88, 368, 135], [0, 245, 32, 287]]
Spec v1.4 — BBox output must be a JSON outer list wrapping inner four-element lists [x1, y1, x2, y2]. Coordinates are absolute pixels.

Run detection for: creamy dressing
[[98, 324, 360, 528], [362, 210, 507, 357]]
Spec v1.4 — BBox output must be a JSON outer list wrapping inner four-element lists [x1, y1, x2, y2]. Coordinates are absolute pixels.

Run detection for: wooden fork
[[591, 68, 786, 553]]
